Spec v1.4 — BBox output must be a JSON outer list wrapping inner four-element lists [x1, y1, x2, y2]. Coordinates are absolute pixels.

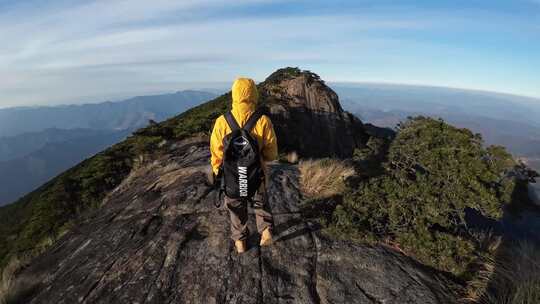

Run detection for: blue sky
[[0, 0, 539, 107]]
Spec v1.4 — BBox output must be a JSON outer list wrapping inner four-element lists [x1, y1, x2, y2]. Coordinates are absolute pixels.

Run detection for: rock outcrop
[[6, 68, 463, 304], [260, 68, 369, 158], [18, 137, 460, 304]]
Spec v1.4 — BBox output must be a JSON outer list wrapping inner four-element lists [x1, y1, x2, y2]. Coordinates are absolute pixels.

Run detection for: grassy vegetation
[[310, 117, 525, 278], [298, 158, 354, 199], [464, 240, 540, 303], [0, 142, 134, 269], [0, 255, 39, 304], [154, 92, 230, 140]]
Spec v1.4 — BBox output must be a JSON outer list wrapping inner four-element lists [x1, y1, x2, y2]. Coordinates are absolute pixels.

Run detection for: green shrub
[[327, 117, 520, 276]]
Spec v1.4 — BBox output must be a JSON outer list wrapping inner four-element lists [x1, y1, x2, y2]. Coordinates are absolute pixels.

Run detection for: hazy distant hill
[[0, 128, 118, 162], [350, 107, 540, 155], [333, 83, 540, 127], [334, 83, 540, 170], [0, 90, 216, 206], [0, 130, 130, 206], [0, 90, 216, 138]]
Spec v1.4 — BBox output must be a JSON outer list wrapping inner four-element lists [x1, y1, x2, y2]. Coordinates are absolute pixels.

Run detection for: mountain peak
[[257, 67, 367, 158], [261, 67, 343, 115], [263, 67, 322, 85]]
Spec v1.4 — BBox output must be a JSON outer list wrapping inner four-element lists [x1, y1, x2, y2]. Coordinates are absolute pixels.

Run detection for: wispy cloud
[[0, 0, 539, 107]]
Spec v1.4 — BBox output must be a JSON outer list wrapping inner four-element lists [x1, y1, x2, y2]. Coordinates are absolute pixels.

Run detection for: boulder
[[260, 68, 369, 159]]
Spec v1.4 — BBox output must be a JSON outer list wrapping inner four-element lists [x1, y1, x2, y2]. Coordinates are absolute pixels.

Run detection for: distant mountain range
[[333, 83, 540, 127], [333, 83, 540, 171], [0, 90, 216, 138], [0, 129, 131, 206], [2, 83, 539, 207], [0, 90, 216, 206], [0, 128, 120, 162], [348, 107, 540, 157]]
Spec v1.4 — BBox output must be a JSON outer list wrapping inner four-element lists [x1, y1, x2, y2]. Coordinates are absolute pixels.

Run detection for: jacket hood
[[231, 78, 258, 113]]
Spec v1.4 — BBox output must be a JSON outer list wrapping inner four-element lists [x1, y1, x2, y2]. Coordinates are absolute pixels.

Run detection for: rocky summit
[[260, 68, 369, 158], [6, 68, 460, 303]]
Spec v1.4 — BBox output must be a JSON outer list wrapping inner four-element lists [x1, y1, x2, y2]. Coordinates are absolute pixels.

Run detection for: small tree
[[332, 117, 519, 276]]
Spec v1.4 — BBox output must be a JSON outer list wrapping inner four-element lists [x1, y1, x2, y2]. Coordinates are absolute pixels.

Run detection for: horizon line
[[1, 81, 539, 110], [327, 80, 540, 101]]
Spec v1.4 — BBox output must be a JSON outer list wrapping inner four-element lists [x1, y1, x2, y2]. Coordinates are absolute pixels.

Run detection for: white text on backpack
[[238, 166, 248, 197]]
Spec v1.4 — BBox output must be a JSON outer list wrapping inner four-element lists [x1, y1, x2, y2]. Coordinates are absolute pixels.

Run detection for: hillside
[[0, 91, 217, 207], [10, 140, 460, 303], [0, 128, 117, 162], [0, 129, 130, 206], [0, 68, 536, 303], [333, 83, 540, 128]]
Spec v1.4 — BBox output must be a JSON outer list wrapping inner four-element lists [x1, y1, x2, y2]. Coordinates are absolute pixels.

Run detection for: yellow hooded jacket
[[210, 78, 278, 175]]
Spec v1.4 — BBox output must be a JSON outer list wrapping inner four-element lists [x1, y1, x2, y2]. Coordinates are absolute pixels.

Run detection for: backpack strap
[[224, 111, 241, 131], [243, 108, 264, 132]]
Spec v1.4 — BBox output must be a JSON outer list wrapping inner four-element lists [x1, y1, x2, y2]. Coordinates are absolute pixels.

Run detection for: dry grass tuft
[[0, 256, 39, 304], [299, 158, 355, 198], [0, 257, 24, 304], [286, 151, 299, 164], [463, 240, 540, 304]]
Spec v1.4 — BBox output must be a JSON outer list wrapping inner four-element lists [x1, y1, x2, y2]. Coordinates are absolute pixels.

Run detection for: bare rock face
[[18, 137, 460, 304], [10, 68, 458, 303], [260, 68, 369, 158]]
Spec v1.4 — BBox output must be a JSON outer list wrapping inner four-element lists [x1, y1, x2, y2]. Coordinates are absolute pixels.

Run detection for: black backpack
[[220, 109, 264, 200]]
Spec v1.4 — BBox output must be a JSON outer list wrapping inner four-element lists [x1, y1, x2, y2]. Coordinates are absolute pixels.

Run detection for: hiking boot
[[260, 228, 273, 247], [235, 240, 247, 254]]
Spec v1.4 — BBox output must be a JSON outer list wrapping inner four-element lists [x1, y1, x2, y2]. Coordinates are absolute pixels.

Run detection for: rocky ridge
[[7, 68, 460, 303], [19, 136, 459, 303]]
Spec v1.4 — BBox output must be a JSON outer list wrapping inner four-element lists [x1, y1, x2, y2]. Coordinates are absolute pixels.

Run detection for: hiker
[[210, 78, 278, 254]]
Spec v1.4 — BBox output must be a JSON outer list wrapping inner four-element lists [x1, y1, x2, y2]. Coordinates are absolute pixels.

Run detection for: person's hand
[[207, 168, 222, 187], [206, 167, 215, 185]]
